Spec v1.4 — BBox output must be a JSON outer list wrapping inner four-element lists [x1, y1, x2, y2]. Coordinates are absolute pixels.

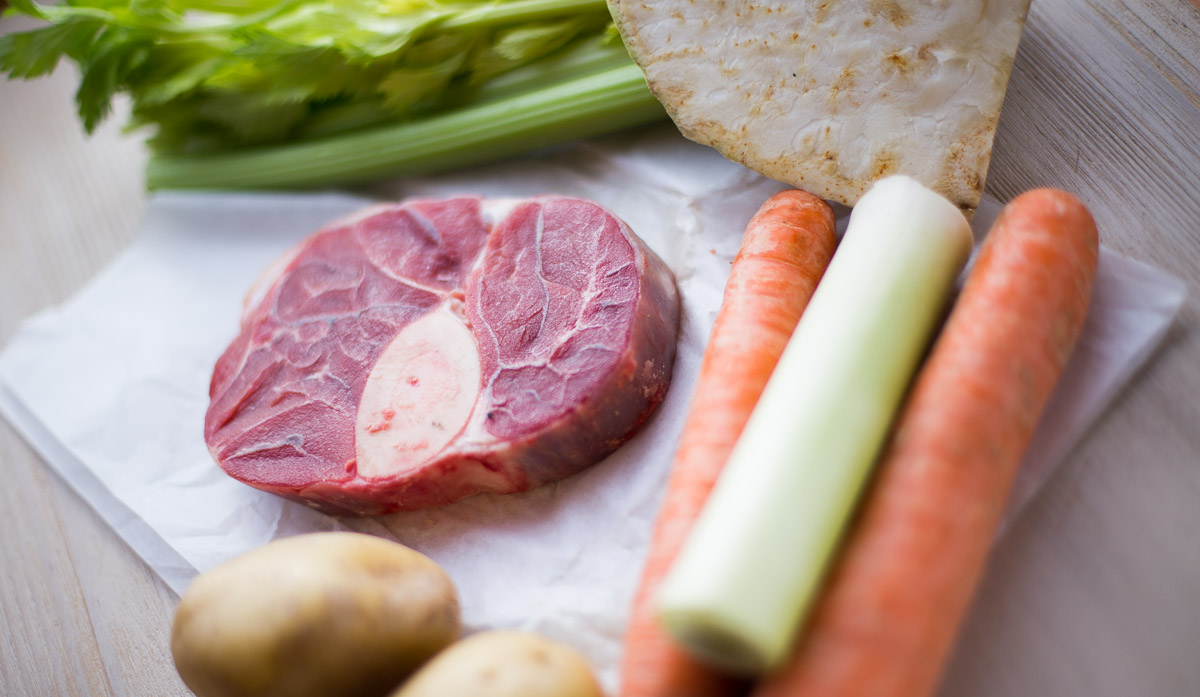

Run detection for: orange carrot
[[620, 190, 837, 697], [753, 188, 1099, 697]]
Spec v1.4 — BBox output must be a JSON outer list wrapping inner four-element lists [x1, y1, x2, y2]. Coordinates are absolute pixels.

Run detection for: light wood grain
[[941, 1, 1200, 695], [0, 25, 190, 696], [2, 0, 1199, 695]]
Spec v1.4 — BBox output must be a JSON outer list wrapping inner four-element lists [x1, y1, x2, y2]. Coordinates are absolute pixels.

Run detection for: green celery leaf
[[230, 30, 365, 102], [129, 98, 236, 153], [296, 96, 394, 139], [4, 0, 659, 173], [437, 0, 608, 32], [145, 121, 237, 155], [258, 0, 436, 62], [491, 17, 588, 62], [189, 89, 309, 142], [465, 16, 601, 86], [126, 0, 176, 23], [377, 59, 462, 114], [6, 0, 49, 19], [0, 20, 103, 79], [128, 45, 225, 106], [404, 28, 476, 66], [75, 28, 154, 131], [160, 0, 279, 16], [374, 28, 478, 111]]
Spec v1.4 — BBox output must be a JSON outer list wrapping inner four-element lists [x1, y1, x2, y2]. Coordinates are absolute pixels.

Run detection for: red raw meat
[[204, 196, 680, 515]]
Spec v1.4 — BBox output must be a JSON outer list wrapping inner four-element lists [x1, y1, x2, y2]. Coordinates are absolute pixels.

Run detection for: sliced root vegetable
[[608, 0, 1032, 209], [753, 188, 1099, 697], [620, 189, 837, 697], [655, 175, 973, 675]]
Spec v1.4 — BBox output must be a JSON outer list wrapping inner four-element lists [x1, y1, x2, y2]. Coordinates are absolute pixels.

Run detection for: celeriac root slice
[[608, 0, 1032, 210]]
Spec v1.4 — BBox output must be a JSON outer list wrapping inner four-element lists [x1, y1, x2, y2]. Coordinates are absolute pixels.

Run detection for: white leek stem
[[655, 175, 973, 675]]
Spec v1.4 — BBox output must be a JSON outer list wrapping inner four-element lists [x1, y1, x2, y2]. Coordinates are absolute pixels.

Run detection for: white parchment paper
[[0, 128, 1187, 691]]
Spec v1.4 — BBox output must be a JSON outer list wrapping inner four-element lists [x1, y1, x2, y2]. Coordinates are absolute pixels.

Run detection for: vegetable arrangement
[[159, 184, 1097, 697], [0, 0, 666, 189], [599, 4, 1099, 693], [4, 1, 1102, 694], [621, 183, 1099, 697]]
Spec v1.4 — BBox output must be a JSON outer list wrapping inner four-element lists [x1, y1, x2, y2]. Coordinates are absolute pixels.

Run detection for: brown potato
[[171, 532, 460, 697], [391, 630, 604, 697]]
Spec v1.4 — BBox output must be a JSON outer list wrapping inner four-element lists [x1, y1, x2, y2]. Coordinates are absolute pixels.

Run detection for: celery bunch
[[0, 0, 666, 188]]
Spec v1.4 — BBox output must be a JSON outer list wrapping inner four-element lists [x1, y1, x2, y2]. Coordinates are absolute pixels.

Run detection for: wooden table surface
[[2, 1, 1198, 695]]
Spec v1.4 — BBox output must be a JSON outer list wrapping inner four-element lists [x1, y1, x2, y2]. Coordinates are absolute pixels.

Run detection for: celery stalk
[[655, 176, 973, 675], [145, 62, 665, 189], [296, 39, 637, 142], [1, 0, 666, 185]]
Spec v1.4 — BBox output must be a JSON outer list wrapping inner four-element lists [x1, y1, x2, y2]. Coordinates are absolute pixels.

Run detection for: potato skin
[[171, 532, 460, 697], [391, 630, 604, 697]]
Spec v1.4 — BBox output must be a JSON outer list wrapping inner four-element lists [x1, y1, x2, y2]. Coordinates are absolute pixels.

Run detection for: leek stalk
[[655, 176, 974, 675]]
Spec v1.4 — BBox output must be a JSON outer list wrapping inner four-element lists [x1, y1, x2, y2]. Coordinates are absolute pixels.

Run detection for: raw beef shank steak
[[204, 196, 680, 515]]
